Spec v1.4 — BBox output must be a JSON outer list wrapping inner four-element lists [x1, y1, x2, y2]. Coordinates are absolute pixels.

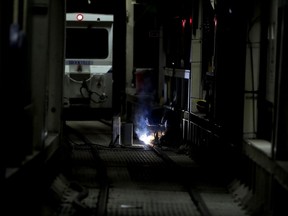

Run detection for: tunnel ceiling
[[66, 0, 120, 14], [66, 0, 194, 18]]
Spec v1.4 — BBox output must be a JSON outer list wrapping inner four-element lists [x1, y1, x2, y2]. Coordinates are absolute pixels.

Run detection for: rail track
[[45, 124, 242, 216]]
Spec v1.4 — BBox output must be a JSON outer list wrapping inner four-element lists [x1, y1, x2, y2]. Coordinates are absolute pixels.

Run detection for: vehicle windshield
[[65, 27, 109, 59]]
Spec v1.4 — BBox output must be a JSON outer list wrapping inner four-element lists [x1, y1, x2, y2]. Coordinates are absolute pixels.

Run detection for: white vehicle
[[63, 13, 114, 119]]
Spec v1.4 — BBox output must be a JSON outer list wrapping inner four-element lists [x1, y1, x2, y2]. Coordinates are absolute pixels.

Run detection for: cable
[[68, 75, 93, 84], [80, 79, 108, 104]]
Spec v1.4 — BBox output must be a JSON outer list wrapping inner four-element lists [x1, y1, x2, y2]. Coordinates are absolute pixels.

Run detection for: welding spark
[[138, 133, 154, 145]]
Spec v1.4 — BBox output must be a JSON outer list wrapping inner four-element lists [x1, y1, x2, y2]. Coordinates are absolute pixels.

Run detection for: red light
[[76, 14, 84, 21], [189, 17, 193, 25], [182, 19, 186, 28]]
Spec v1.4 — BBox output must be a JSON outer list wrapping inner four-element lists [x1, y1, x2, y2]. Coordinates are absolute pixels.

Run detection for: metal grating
[[101, 147, 201, 215], [98, 148, 166, 167], [46, 139, 249, 216], [107, 188, 201, 216]]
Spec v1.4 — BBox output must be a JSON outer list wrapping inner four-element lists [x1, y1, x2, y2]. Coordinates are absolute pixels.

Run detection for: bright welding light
[[138, 133, 154, 145]]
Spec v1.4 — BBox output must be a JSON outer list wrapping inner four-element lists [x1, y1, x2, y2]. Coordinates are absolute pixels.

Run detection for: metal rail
[[62, 123, 213, 216], [150, 145, 213, 216]]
